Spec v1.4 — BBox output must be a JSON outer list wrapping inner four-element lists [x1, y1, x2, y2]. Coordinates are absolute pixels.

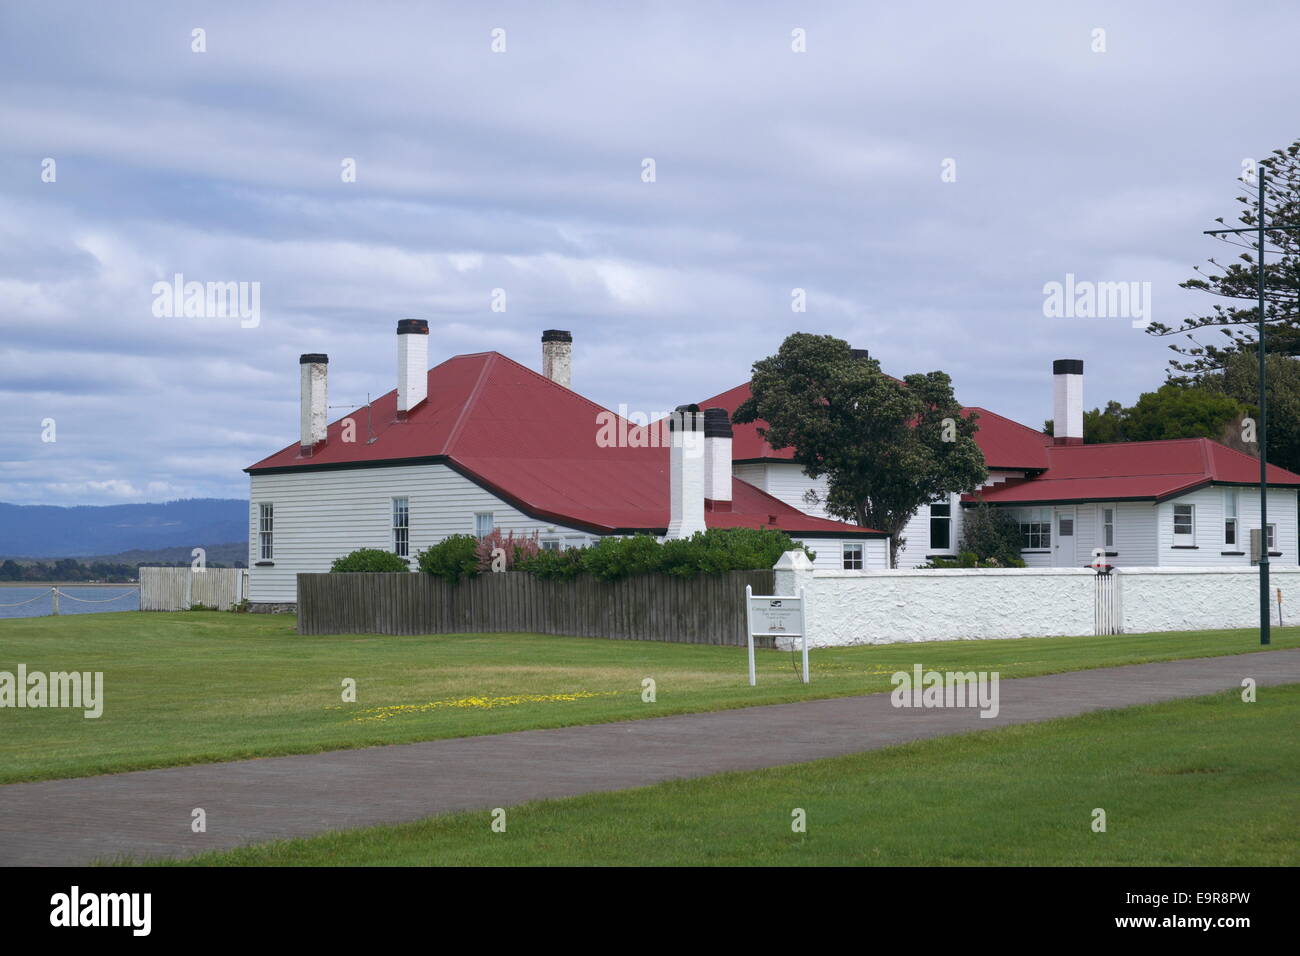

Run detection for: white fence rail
[[139, 567, 247, 611]]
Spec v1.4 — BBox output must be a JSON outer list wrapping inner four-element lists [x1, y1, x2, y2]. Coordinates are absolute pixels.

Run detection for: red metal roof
[[247, 352, 885, 537], [965, 438, 1300, 505], [696, 384, 1052, 470]]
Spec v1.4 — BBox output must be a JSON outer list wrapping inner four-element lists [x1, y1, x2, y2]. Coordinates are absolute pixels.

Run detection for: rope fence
[[0, 586, 139, 615]]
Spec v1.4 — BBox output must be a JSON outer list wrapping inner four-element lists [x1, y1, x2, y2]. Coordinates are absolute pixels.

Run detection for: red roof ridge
[[1057, 436, 1202, 450], [479, 349, 647, 424], [961, 405, 1050, 440]]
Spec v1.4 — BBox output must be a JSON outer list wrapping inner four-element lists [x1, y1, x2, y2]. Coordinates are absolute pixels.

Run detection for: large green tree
[[1147, 140, 1300, 380], [1202, 350, 1300, 472], [1046, 384, 1249, 444], [733, 333, 987, 566]]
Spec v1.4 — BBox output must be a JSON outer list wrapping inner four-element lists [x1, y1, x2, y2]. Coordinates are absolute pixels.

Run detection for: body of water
[[0, 586, 140, 619]]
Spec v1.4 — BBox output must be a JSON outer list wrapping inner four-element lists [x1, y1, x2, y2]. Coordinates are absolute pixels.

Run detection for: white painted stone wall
[[1119, 566, 1300, 633], [771, 551, 1300, 646], [774, 557, 1096, 647]]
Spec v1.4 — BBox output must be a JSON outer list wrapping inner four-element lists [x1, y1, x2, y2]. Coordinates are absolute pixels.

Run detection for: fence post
[[51, 587, 60, 616]]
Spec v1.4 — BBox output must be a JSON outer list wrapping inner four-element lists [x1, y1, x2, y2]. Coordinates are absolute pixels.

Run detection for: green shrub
[[956, 502, 1027, 567], [579, 535, 664, 581], [514, 546, 584, 580], [917, 549, 1026, 570], [416, 535, 480, 582], [330, 548, 411, 573], [418, 528, 813, 583], [577, 528, 811, 581]]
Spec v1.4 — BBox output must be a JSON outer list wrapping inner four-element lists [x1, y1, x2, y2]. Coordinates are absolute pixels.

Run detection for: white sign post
[[745, 584, 808, 685]]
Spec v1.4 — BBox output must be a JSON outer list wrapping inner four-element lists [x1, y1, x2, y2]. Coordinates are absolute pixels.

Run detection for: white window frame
[[392, 497, 410, 558], [258, 503, 274, 560], [1101, 507, 1115, 549], [1173, 503, 1195, 540], [541, 539, 560, 552], [474, 512, 494, 539], [1267, 523, 1277, 551], [1017, 507, 1051, 551], [1224, 490, 1238, 546], [929, 496, 953, 552], [842, 542, 864, 570]]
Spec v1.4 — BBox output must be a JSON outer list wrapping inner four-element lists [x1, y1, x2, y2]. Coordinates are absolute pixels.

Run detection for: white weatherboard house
[[244, 323, 888, 608], [245, 327, 1300, 609], [700, 358, 1300, 570]]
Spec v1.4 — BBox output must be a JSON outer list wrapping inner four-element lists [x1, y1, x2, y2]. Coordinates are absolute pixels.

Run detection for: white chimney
[[666, 404, 707, 539], [1053, 359, 1084, 445], [541, 329, 572, 388], [703, 407, 733, 510], [299, 353, 328, 452], [397, 319, 429, 415]]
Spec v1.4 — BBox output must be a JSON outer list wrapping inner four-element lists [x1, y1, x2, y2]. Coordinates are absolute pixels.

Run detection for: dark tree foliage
[[1044, 385, 1249, 445], [733, 333, 987, 566]]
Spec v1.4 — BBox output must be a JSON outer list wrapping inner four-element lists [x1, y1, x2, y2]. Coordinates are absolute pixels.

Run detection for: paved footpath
[[2, 650, 1297, 866]]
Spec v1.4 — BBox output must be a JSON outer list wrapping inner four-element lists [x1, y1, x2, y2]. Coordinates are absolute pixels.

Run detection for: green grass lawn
[[145, 685, 1300, 866], [1, 610, 1296, 784]]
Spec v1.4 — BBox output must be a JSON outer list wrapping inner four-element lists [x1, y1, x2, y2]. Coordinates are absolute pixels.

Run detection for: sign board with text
[[745, 585, 808, 686]]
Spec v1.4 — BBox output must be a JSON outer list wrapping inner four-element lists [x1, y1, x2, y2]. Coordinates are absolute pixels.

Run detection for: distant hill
[[80, 542, 249, 566], [0, 499, 248, 558]]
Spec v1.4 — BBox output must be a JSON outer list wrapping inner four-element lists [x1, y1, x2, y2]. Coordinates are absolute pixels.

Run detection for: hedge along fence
[[296, 569, 777, 645]]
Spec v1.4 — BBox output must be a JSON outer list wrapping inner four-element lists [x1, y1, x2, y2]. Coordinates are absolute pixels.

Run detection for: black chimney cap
[[541, 329, 572, 343], [703, 407, 733, 438], [668, 404, 703, 432], [397, 319, 429, 335], [299, 353, 329, 364], [1053, 359, 1084, 375], [850, 348, 870, 360]]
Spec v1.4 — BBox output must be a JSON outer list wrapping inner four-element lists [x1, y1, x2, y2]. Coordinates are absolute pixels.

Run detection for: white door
[[1055, 508, 1076, 567]]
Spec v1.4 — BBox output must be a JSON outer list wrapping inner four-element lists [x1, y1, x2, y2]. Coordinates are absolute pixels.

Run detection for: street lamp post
[[1204, 165, 1300, 645]]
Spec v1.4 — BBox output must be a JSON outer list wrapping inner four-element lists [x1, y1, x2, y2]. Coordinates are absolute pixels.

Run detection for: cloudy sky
[[2, 1, 1296, 505]]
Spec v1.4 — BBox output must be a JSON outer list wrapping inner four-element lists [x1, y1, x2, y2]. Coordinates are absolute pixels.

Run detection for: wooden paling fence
[[296, 569, 776, 645], [139, 567, 248, 611]]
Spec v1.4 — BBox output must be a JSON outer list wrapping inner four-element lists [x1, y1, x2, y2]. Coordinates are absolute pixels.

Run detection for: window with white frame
[[1101, 507, 1115, 549], [1017, 508, 1051, 550], [1267, 523, 1277, 550], [1173, 503, 1195, 540], [842, 542, 864, 570], [258, 503, 274, 560], [541, 539, 560, 551], [474, 512, 494, 538], [1224, 490, 1238, 546], [929, 497, 952, 550], [392, 497, 410, 557]]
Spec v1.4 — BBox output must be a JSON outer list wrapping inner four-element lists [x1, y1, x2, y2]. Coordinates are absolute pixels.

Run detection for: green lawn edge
[[1, 610, 1297, 785], [128, 684, 1300, 867]]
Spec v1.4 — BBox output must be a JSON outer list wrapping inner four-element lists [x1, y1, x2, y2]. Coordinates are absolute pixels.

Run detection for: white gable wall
[[248, 463, 595, 603]]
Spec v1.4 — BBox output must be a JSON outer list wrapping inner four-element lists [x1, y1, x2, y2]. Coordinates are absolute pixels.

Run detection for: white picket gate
[[1094, 571, 1122, 635]]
